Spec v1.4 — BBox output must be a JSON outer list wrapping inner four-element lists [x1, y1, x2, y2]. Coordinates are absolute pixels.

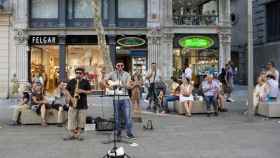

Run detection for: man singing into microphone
[[103, 62, 136, 140]]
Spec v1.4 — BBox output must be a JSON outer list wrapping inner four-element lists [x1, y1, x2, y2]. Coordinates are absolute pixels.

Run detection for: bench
[[173, 101, 207, 114], [20, 109, 67, 125], [257, 100, 280, 118]]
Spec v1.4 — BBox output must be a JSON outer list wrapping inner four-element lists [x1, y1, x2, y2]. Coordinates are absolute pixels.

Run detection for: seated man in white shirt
[[266, 74, 279, 101]]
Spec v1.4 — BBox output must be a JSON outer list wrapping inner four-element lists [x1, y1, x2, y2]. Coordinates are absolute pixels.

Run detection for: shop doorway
[[173, 48, 219, 87], [30, 45, 59, 94]]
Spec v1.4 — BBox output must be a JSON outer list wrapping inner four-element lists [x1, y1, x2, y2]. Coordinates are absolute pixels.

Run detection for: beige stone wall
[[0, 15, 12, 98]]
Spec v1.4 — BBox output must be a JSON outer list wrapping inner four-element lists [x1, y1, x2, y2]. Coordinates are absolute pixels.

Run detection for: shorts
[[31, 104, 51, 115], [67, 108, 86, 130], [52, 103, 69, 111]]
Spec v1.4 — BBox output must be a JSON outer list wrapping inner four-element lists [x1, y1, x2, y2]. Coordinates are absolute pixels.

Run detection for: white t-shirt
[[184, 67, 192, 80], [267, 79, 279, 98]]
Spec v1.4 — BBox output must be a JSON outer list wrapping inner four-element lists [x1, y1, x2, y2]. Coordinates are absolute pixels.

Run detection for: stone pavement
[[0, 86, 280, 158]]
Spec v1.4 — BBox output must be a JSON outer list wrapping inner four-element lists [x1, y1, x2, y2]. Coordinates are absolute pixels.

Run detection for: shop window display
[[173, 48, 218, 87], [31, 46, 59, 94], [66, 45, 104, 90]]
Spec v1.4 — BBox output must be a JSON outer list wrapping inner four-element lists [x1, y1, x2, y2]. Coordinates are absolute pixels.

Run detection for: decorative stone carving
[[14, 29, 28, 44]]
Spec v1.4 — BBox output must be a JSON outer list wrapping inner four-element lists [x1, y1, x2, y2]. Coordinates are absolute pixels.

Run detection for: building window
[[118, 0, 145, 18], [31, 0, 58, 18], [266, 1, 280, 42], [68, 0, 94, 19]]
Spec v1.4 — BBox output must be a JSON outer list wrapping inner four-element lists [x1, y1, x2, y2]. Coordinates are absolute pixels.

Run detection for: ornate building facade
[[0, 0, 231, 97]]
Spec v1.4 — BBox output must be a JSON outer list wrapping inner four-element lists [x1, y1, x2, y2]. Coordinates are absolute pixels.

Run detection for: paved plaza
[[0, 86, 280, 158]]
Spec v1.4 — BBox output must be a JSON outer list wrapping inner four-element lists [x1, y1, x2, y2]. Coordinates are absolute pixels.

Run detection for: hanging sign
[[179, 36, 214, 49], [117, 37, 145, 47]]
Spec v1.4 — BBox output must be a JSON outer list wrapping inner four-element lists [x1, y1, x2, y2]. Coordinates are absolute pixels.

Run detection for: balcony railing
[[173, 14, 219, 26]]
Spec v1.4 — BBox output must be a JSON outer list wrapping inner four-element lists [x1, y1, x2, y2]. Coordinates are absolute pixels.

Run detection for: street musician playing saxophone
[[64, 67, 91, 141]]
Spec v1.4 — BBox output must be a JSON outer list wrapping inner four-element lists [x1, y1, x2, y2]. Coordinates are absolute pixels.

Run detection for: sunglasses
[[75, 71, 82, 74], [116, 64, 124, 68]]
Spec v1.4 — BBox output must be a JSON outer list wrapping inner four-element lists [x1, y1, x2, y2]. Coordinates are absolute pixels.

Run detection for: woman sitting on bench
[[51, 81, 69, 127], [31, 82, 50, 127]]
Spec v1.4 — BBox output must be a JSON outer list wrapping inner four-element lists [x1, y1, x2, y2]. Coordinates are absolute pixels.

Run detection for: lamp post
[[247, 0, 254, 121]]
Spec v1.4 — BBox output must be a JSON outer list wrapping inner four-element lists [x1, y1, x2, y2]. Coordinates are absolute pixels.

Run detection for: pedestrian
[[225, 63, 234, 102], [145, 62, 165, 113], [64, 67, 92, 141], [183, 64, 192, 80], [130, 73, 143, 122]]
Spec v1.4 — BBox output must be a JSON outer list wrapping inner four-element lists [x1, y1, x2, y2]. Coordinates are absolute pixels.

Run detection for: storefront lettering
[[31, 36, 57, 45]]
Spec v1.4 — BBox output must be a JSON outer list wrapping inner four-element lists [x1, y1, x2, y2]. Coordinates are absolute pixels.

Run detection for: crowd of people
[[144, 62, 235, 117], [9, 60, 279, 141]]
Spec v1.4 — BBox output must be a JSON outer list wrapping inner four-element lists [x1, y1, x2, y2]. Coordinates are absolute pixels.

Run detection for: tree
[[92, 0, 113, 73]]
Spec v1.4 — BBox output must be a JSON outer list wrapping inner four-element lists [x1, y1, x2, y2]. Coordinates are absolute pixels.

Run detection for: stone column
[[161, 33, 174, 80], [108, 0, 116, 27], [108, 35, 116, 66], [219, 32, 231, 70], [147, 30, 161, 69], [58, 35, 66, 81], [14, 0, 29, 92], [14, 29, 29, 84]]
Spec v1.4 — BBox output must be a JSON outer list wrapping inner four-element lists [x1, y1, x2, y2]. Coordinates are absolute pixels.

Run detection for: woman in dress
[[130, 73, 143, 122], [180, 78, 194, 117]]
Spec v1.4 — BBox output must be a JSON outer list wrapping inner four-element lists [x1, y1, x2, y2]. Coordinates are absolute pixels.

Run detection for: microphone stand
[[102, 70, 131, 158]]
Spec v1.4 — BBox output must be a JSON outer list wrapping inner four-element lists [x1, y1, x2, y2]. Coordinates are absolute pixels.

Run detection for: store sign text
[[31, 36, 57, 45], [179, 36, 214, 49], [117, 37, 145, 47]]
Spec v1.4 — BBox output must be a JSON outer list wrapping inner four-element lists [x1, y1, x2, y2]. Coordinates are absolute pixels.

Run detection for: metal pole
[[247, 0, 254, 121]]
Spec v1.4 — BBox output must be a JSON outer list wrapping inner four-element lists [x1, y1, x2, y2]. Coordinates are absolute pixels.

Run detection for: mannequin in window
[[81, 48, 93, 66], [46, 56, 56, 93]]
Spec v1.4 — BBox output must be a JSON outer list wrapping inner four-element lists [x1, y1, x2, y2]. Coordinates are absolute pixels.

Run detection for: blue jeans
[[113, 99, 133, 136], [163, 95, 179, 111], [204, 96, 218, 112]]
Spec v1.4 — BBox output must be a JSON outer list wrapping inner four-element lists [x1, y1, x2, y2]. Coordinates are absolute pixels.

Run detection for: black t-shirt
[[66, 78, 91, 109], [31, 91, 44, 105]]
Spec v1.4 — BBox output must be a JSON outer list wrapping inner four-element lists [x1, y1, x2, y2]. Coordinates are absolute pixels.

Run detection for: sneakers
[[226, 98, 235, 102], [8, 120, 19, 126], [126, 134, 136, 140]]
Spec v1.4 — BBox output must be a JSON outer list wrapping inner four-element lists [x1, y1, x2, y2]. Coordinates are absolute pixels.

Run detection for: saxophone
[[72, 79, 80, 108]]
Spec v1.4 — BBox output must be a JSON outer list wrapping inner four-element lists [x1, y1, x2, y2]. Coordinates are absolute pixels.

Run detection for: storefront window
[[118, 0, 145, 18], [31, 46, 60, 94], [173, 48, 218, 87], [66, 45, 104, 90], [68, 0, 94, 19], [31, 0, 58, 18]]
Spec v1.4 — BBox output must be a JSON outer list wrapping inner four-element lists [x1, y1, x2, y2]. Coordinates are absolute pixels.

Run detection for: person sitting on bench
[[51, 81, 69, 127], [31, 82, 50, 127], [162, 77, 180, 113], [9, 91, 30, 125]]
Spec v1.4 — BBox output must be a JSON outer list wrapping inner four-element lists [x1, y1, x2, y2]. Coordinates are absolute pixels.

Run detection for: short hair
[[75, 67, 85, 73], [267, 61, 275, 67], [151, 62, 156, 65]]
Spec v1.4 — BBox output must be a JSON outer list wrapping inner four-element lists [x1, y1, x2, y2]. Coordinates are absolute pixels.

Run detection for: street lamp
[[247, 0, 254, 121]]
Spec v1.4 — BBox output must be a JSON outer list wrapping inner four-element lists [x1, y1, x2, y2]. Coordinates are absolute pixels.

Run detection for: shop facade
[[5, 0, 231, 97]]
